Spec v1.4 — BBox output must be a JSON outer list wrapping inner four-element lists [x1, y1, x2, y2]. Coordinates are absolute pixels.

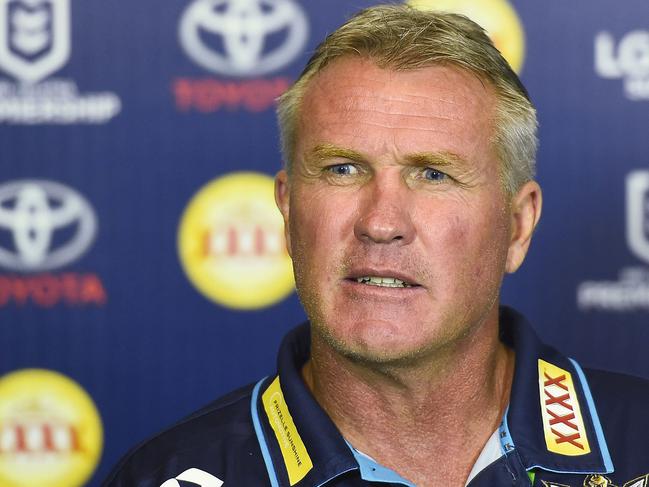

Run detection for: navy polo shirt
[[103, 307, 649, 487]]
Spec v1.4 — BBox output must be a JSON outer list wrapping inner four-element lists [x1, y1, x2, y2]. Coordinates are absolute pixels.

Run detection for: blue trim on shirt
[[499, 405, 515, 455], [569, 358, 614, 474], [251, 377, 281, 487], [346, 441, 416, 486]]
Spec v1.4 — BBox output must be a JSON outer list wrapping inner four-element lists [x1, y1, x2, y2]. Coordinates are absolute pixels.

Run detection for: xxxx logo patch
[[538, 360, 590, 455]]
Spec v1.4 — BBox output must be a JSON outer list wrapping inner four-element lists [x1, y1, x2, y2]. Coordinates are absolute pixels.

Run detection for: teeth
[[356, 276, 412, 287]]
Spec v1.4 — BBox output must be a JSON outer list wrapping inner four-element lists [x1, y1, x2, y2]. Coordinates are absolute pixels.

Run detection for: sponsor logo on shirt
[[160, 468, 224, 487], [619, 474, 649, 487], [541, 474, 649, 487], [584, 473, 649, 487], [262, 376, 313, 485], [538, 359, 590, 456], [585, 475, 615, 487]]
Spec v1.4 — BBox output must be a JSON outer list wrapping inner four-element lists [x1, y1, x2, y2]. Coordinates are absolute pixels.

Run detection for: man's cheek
[[294, 205, 338, 246], [288, 218, 323, 280], [424, 212, 470, 249], [432, 215, 490, 280]]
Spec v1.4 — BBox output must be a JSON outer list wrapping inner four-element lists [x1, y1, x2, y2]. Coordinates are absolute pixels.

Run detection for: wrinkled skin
[[276, 57, 541, 366]]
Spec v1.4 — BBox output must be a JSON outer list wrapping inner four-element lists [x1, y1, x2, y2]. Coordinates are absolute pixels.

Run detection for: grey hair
[[276, 4, 537, 196]]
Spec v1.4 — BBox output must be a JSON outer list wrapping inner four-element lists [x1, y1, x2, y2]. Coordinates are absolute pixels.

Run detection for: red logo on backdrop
[[0, 419, 81, 455], [0, 180, 107, 307], [175, 0, 309, 113], [173, 77, 291, 113], [202, 223, 284, 258]]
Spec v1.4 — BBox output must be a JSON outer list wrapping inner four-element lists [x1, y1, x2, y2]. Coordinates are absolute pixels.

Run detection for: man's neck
[[301, 315, 514, 487]]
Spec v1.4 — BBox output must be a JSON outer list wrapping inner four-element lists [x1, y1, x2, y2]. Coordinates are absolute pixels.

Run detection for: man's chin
[[313, 319, 439, 368]]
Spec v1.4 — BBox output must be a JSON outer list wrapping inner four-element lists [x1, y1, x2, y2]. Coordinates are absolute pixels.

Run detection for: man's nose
[[353, 173, 415, 245]]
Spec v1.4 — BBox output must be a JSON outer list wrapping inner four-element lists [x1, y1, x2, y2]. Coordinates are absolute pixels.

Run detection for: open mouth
[[354, 276, 416, 288]]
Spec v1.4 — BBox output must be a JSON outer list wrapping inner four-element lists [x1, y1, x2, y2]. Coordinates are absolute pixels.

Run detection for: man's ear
[[506, 180, 542, 273], [275, 169, 292, 256]]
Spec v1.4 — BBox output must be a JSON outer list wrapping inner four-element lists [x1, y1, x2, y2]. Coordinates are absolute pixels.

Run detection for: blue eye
[[327, 164, 358, 176], [423, 168, 447, 182]]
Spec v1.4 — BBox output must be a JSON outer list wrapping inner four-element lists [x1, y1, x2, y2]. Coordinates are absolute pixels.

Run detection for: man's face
[[276, 57, 530, 364]]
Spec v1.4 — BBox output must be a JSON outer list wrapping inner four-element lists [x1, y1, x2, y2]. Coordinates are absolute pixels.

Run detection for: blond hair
[[276, 4, 537, 196]]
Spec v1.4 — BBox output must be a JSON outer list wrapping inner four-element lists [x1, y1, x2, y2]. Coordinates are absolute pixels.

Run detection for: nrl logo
[[626, 171, 649, 265], [0, 0, 70, 83]]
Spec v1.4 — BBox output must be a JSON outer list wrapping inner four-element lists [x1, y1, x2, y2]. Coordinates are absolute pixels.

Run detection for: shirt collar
[[251, 307, 614, 487], [500, 306, 613, 475], [347, 442, 416, 486], [251, 323, 359, 487]]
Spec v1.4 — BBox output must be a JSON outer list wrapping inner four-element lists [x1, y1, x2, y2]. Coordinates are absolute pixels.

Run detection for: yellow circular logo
[[178, 172, 294, 309], [0, 369, 103, 487], [407, 0, 526, 73]]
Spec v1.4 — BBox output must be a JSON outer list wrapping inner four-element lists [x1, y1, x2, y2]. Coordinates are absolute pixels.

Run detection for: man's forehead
[[302, 56, 493, 112], [296, 57, 498, 164]]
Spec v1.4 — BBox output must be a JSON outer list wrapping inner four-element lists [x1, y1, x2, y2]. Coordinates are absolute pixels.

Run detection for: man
[[104, 5, 649, 487]]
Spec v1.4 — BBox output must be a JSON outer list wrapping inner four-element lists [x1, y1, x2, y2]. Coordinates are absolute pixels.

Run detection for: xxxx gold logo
[[0, 369, 103, 487], [407, 0, 526, 72], [178, 172, 294, 310], [538, 360, 590, 456]]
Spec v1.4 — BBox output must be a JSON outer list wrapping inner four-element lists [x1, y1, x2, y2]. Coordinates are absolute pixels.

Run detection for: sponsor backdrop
[[0, 0, 647, 485]]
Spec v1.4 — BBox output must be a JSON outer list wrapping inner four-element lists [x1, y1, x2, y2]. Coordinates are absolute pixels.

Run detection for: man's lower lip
[[342, 279, 423, 291]]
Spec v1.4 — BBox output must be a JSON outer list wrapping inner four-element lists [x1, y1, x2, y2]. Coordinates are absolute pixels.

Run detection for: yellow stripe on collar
[[538, 359, 591, 456], [262, 376, 313, 485]]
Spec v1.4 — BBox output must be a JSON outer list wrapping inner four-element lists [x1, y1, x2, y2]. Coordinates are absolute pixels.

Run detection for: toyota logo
[[0, 180, 97, 272], [179, 0, 309, 77]]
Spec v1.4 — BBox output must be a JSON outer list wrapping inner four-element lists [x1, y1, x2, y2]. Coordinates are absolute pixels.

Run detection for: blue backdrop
[[0, 1, 647, 486]]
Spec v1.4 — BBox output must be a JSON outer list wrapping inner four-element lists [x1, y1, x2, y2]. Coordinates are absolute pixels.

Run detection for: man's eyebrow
[[304, 145, 468, 168], [306, 144, 365, 163], [405, 151, 468, 167]]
